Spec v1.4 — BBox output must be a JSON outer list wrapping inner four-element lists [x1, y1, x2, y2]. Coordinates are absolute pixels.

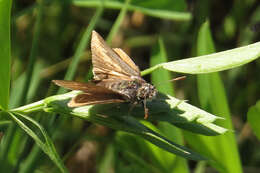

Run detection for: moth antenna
[[155, 76, 186, 86], [169, 76, 186, 82]]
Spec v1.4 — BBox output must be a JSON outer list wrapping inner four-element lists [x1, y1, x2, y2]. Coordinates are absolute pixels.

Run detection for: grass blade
[[8, 112, 69, 173], [0, 0, 12, 110], [20, 0, 44, 104], [61, 7, 104, 86]]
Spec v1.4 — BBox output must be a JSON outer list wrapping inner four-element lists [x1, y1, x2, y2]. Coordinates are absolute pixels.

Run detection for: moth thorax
[[137, 83, 157, 100]]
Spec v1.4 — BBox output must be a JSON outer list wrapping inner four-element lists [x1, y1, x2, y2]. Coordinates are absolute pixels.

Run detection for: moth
[[53, 31, 157, 119]]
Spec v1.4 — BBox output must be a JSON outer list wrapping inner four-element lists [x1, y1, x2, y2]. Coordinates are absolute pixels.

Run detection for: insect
[[53, 31, 157, 119]]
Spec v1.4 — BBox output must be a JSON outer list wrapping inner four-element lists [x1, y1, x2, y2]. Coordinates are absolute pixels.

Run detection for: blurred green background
[[0, 0, 260, 172]]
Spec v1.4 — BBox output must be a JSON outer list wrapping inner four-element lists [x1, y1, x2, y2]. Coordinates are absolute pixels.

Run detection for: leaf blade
[[0, 0, 12, 110], [8, 112, 69, 173], [162, 41, 260, 74]]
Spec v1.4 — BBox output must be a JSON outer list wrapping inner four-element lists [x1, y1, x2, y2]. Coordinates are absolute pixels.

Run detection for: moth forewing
[[113, 48, 141, 76], [91, 31, 140, 80], [52, 80, 89, 91]]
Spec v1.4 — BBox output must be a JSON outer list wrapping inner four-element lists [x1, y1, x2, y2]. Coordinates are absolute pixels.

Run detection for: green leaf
[[37, 91, 210, 160], [0, 0, 12, 110], [13, 89, 227, 136], [41, 90, 227, 135], [248, 101, 260, 140], [7, 111, 69, 173], [13, 88, 228, 160], [142, 40, 260, 76], [73, 0, 191, 21], [162, 41, 260, 74]]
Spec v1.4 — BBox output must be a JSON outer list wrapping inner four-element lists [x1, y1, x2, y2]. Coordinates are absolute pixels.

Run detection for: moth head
[[137, 83, 157, 101]]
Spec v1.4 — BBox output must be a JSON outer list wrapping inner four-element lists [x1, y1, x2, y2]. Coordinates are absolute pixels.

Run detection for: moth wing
[[68, 93, 125, 107], [52, 80, 126, 107], [91, 31, 141, 81], [113, 48, 140, 75], [52, 80, 120, 94]]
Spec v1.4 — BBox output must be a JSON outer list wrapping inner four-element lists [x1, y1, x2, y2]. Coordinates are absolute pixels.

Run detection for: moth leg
[[128, 101, 138, 116], [142, 99, 149, 119]]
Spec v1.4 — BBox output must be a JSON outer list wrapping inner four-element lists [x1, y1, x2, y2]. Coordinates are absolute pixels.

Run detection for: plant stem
[[141, 64, 162, 76], [73, 0, 192, 21], [61, 5, 104, 90], [106, 0, 131, 44], [20, 0, 44, 104], [11, 100, 45, 113]]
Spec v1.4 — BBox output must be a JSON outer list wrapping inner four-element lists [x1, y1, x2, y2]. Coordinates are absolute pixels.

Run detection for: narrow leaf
[[162, 41, 260, 74], [42, 92, 206, 160], [8, 112, 69, 173], [0, 0, 12, 110]]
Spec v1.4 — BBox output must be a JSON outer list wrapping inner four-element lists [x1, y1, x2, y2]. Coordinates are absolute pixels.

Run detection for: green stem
[[11, 100, 45, 113], [20, 0, 44, 104], [141, 64, 162, 76], [61, 5, 104, 90], [106, 0, 131, 44], [73, 0, 191, 21]]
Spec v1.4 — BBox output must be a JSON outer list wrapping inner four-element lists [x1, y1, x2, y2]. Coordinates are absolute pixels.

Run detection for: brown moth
[[53, 31, 157, 119]]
